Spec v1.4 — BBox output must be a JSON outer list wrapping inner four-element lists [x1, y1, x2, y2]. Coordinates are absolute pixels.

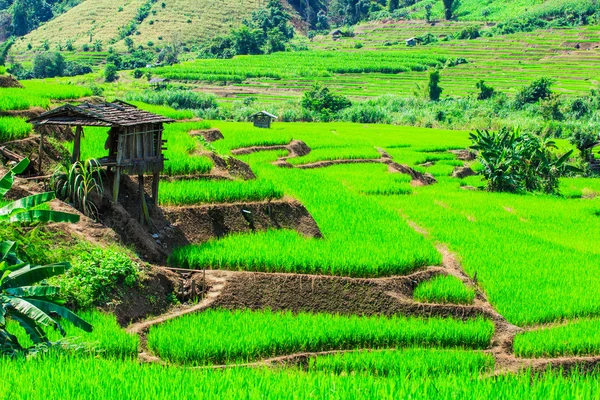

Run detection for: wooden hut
[[405, 37, 417, 47], [149, 77, 169, 90], [28, 100, 174, 224], [591, 141, 600, 171], [251, 111, 277, 129]]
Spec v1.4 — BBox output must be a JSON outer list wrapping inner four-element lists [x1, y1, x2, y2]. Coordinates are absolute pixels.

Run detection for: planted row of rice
[[308, 348, 494, 376], [159, 179, 283, 206], [147, 309, 494, 365], [0, 117, 32, 142], [413, 275, 476, 305], [514, 318, 600, 358]]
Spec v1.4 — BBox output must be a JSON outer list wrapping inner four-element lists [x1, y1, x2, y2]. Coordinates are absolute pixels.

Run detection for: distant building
[[405, 37, 417, 47], [331, 29, 342, 40], [251, 111, 277, 129], [148, 77, 169, 90]]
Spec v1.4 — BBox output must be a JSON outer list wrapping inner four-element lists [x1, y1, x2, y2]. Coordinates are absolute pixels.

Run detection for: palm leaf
[[10, 310, 50, 344], [0, 192, 56, 217], [3, 263, 70, 289], [8, 210, 80, 224], [26, 298, 92, 333]]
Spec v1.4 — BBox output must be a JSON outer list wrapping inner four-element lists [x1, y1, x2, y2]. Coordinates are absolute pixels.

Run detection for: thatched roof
[[250, 111, 278, 119], [28, 100, 174, 127]]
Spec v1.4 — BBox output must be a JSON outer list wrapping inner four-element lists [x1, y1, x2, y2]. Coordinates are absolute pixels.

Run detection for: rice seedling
[[308, 348, 494, 376], [159, 179, 283, 206], [413, 275, 476, 305], [2, 355, 600, 399], [0, 117, 32, 142], [147, 308, 494, 365], [514, 318, 600, 358]]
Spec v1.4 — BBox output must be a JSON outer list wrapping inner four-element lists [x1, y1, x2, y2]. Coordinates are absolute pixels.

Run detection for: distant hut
[[331, 29, 342, 40], [405, 37, 417, 47], [251, 111, 277, 129], [591, 141, 600, 171], [149, 77, 169, 90], [28, 100, 174, 225]]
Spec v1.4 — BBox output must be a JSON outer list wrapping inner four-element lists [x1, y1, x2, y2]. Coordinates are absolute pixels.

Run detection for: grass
[[159, 179, 283, 205], [7, 310, 138, 359], [308, 348, 494, 376], [0, 117, 32, 142], [414, 275, 476, 305], [514, 318, 600, 358], [127, 101, 195, 120], [147, 309, 494, 365], [3, 355, 600, 399]]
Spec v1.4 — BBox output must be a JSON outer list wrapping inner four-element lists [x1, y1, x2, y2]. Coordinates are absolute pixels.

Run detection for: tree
[[442, 0, 460, 20], [104, 63, 118, 82], [424, 4, 433, 22], [232, 25, 264, 55], [0, 158, 91, 356], [388, 0, 399, 12], [301, 84, 352, 116], [11, 0, 28, 36], [32, 52, 66, 78], [476, 80, 495, 100], [515, 77, 555, 108], [428, 70, 443, 101]]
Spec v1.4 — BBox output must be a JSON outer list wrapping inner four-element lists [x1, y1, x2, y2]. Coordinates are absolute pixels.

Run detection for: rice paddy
[[413, 275, 476, 305]]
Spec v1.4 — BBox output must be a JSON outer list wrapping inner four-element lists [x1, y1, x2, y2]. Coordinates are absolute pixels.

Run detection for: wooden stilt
[[38, 128, 44, 172], [112, 167, 121, 203], [139, 174, 151, 226], [151, 172, 160, 205], [72, 126, 82, 163]]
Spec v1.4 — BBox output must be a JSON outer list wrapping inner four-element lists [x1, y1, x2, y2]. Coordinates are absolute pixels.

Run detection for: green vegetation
[[514, 318, 600, 358], [309, 348, 494, 376], [160, 179, 283, 206], [148, 309, 494, 365], [52, 159, 104, 219], [0, 117, 31, 141], [414, 275, 476, 305]]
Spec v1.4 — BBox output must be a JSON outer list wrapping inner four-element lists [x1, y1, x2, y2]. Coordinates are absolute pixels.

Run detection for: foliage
[[301, 84, 352, 117], [469, 128, 576, 193], [148, 308, 494, 365], [476, 80, 495, 100], [428, 70, 443, 101], [515, 77, 554, 108], [569, 129, 599, 161], [0, 158, 89, 356], [443, 0, 460, 20], [32, 52, 65, 79], [51, 159, 104, 220], [104, 63, 118, 83], [52, 247, 139, 310]]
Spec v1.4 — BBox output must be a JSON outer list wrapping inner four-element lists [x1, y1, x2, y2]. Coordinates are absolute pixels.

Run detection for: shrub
[[570, 129, 599, 161], [104, 63, 118, 82], [442, 0, 460, 20], [32, 52, 66, 78], [476, 80, 495, 100], [301, 84, 352, 115], [55, 247, 140, 309], [428, 70, 443, 101], [457, 26, 480, 40], [470, 128, 577, 194], [515, 77, 554, 108], [133, 69, 144, 78]]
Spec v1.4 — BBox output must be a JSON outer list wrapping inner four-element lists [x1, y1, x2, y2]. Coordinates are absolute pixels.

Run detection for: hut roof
[[149, 78, 168, 84], [250, 110, 278, 119], [28, 100, 174, 127]]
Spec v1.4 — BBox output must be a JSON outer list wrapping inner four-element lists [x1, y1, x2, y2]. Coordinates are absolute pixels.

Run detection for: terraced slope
[[13, 0, 263, 53]]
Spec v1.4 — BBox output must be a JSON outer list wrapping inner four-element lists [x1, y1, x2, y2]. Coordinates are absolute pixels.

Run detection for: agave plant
[[52, 159, 104, 220], [0, 158, 91, 356]]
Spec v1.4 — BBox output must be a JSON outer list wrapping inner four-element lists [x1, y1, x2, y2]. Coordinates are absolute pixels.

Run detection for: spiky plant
[[52, 159, 104, 220]]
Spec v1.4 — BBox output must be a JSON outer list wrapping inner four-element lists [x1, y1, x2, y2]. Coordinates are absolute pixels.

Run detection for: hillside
[[12, 0, 265, 53]]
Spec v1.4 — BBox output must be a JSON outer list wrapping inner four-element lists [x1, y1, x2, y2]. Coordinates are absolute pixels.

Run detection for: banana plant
[[0, 158, 91, 356], [0, 159, 80, 224]]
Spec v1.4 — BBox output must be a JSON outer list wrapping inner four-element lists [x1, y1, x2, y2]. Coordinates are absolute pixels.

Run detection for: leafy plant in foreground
[[0, 159, 91, 356]]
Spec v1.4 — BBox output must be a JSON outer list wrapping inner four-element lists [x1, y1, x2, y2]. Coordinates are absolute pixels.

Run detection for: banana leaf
[[7, 297, 63, 335], [26, 298, 93, 333], [0, 192, 56, 217], [9, 310, 50, 344], [5, 286, 60, 297], [7, 210, 80, 224], [3, 263, 70, 289], [0, 158, 29, 198]]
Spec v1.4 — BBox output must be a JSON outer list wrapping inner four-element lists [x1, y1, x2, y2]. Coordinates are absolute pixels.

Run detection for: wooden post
[[139, 174, 151, 226], [112, 167, 121, 203], [38, 128, 44, 172], [151, 172, 160, 205], [71, 126, 82, 164]]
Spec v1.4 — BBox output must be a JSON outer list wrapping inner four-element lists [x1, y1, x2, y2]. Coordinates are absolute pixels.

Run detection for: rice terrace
[[1, 0, 600, 398]]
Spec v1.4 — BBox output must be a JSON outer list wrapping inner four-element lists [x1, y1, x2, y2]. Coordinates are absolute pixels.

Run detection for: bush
[[133, 69, 144, 78], [476, 80, 495, 100], [104, 63, 118, 82], [32, 52, 65, 78], [428, 70, 443, 101], [515, 77, 554, 108], [457, 26, 480, 40], [301, 84, 352, 115], [470, 128, 577, 194], [55, 247, 140, 309]]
